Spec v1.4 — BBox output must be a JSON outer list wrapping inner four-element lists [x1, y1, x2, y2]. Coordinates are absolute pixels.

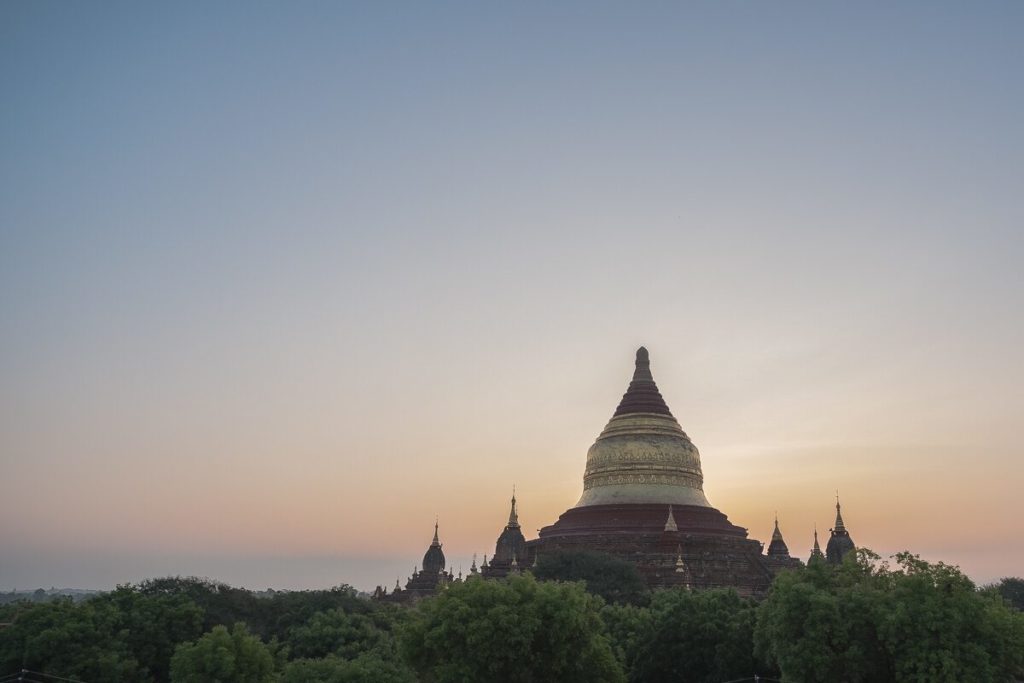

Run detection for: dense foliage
[[533, 549, 649, 605], [1, 555, 1022, 683], [756, 551, 1024, 682], [989, 576, 1024, 611], [399, 573, 623, 683], [605, 588, 766, 683], [169, 623, 277, 683]]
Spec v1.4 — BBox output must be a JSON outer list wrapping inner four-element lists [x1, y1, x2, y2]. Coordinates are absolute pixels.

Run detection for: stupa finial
[[634, 346, 652, 380]]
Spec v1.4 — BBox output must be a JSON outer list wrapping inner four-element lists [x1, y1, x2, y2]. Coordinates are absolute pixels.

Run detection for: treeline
[[1, 551, 1022, 682]]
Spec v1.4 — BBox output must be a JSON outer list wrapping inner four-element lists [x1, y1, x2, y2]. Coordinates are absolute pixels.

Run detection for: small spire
[[674, 544, 692, 589], [664, 505, 678, 532], [481, 554, 489, 569], [771, 515, 784, 541], [470, 553, 478, 572], [810, 524, 825, 561], [508, 486, 520, 528], [432, 520, 440, 546], [395, 577, 400, 591], [834, 494, 846, 531]]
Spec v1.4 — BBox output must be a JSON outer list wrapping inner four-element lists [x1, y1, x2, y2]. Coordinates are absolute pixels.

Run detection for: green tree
[[625, 588, 766, 683], [600, 602, 652, 673], [400, 573, 624, 682], [280, 653, 417, 683], [287, 608, 392, 660], [879, 553, 1024, 682], [0, 597, 142, 682], [533, 550, 649, 605], [755, 550, 1024, 683], [98, 585, 204, 681], [991, 576, 1024, 611], [169, 623, 276, 683], [139, 576, 366, 642]]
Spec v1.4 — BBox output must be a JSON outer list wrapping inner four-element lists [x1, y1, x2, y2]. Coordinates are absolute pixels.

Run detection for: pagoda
[[482, 489, 528, 579], [528, 347, 798, 595], [826, 497, 856, 564], [378, 521, 456, 603]]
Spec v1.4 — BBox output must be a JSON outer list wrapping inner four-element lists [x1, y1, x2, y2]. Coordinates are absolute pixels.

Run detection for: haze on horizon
[[2, 2, 1022, 593]]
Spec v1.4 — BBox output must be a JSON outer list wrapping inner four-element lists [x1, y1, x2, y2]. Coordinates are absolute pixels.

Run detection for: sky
[[1, 2, 1022, 592]]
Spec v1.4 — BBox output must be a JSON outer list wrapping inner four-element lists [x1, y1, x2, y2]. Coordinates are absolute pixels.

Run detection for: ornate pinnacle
[[508, 486, 520, 528], [664, 504, 678, 532]]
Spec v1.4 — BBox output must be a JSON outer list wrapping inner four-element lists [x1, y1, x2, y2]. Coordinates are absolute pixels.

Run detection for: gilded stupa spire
[[575, 347, 710, 508]]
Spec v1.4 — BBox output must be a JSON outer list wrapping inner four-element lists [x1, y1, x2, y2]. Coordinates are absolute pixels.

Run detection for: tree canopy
[[532, 549, 649, 605], [1, 558, 1022, 683], [169, 623, 276, 683], [619, 588, 766, 683], [399, 573, 625, 682], [755, 550, 1024, 682]]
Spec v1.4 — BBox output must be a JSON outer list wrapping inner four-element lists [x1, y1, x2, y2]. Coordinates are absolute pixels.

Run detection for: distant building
[[481, 490, 527, 579], [375, 522, 456, 603], [376, 347, 860, 600], [764, 515, 803, 574], [826, 498, 856, 564]]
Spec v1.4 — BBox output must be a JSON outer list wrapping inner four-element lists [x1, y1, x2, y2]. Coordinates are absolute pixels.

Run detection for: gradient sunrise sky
[[2, 2, 1022, 592]]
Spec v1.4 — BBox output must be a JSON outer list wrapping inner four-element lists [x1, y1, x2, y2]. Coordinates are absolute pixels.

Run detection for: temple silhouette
[[376, 347, 856, 601]]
